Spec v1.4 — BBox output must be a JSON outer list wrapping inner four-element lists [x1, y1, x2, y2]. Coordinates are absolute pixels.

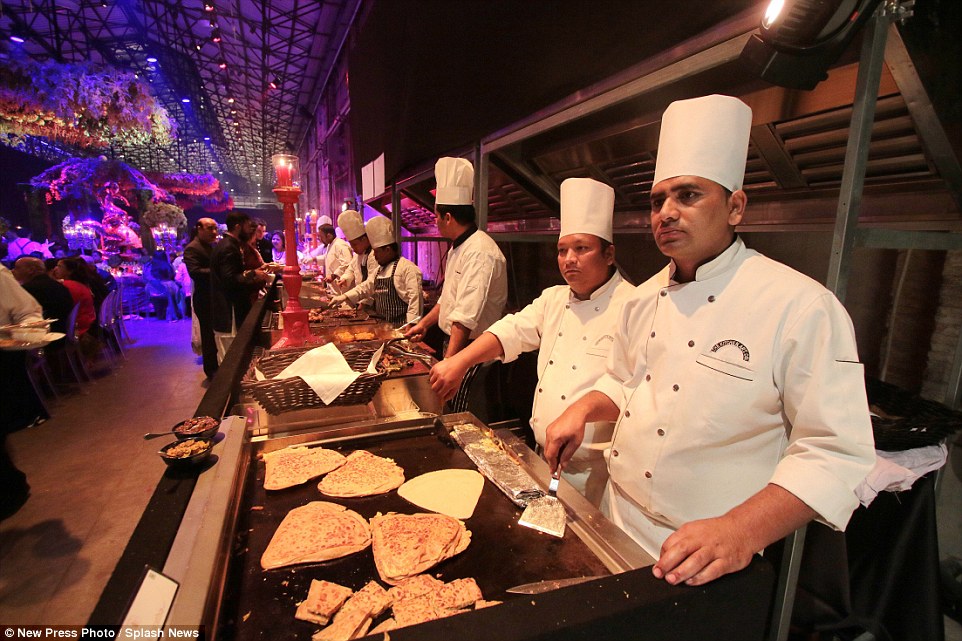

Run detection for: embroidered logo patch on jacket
[[710, 339, 750, 362]]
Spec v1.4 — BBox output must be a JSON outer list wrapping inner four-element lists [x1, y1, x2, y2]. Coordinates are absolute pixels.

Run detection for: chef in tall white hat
[[334, 209, 376, 302], [544, 95, 874, 586], [404, 157, 508, 411], [331, 215, 423, 326], [430, 177, 634, 505]]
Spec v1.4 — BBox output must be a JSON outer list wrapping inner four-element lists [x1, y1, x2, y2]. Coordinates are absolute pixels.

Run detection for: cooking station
[[91, 295, 779, 640]]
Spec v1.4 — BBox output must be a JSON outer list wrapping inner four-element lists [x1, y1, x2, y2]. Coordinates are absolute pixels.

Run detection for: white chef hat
[[435, 157, 475, 205], [365, 216, 394, 249], [652, 95, 753, 192], [315, 214, 333, 228], [559, 178, 615, 243], [338, 210, 365, 241]]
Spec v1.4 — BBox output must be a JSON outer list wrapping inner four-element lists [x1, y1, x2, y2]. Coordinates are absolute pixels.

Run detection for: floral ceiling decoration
[[144, 170, 232, 213], [0, 55, 176, 150], [29, 157, 169, 210]]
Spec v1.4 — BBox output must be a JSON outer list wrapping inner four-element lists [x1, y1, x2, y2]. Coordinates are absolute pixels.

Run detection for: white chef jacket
[[323, 237, 354, 290], [487, 271, 635, 505], [596, 237, 875, 557], [438, 229, 507, 339], [348, 249, 378, 306], [343, 257, 424, 323]]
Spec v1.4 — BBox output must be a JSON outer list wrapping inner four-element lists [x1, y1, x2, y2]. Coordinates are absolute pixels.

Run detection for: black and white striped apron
[[372, 259, 408, 327]]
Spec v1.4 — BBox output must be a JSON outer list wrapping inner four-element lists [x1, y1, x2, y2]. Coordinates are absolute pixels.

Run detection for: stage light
[[181, 97, 191, 103], [268, 77, 279, 90], [9, 27, 26, 43], [211, 28, 221, 43], [204, 1, 215, 11], [739, 0, 885, 90], [218, 59, 227, 69]]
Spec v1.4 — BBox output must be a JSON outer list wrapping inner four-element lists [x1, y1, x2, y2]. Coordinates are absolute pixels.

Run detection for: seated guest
[[53, 256, 96, 337], [11, 256, 74, 339], [144, 251, 184, 321]]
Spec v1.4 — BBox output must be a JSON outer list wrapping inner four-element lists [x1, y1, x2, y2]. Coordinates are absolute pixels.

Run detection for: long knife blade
[[505, 575, 607, 595]]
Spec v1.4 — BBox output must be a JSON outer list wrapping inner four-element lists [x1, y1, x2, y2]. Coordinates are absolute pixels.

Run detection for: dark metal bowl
[[171, 416, 221, 440], [158, 437, 214, 468]]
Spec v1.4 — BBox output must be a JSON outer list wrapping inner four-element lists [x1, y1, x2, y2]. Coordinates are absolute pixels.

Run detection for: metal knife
[[505, 575, 607, 594]]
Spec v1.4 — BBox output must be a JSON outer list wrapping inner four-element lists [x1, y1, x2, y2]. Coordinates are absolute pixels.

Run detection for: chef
[[318, 223, 354, 291], [430, 178, 634, 505], [545, 95, 875, 587], [330, 216, 423, 326], [404, 157, 508, 411], [336, 210, 376, 305]]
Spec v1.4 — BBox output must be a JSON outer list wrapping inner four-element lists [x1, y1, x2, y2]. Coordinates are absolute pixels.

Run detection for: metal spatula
[[518, 469, 566, 538]]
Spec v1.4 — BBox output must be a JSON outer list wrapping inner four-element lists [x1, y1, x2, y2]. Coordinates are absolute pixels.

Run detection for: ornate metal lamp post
[[271, 153, 311, 348]]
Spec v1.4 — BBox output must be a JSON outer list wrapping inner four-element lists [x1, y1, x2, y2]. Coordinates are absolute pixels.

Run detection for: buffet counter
[[90, 284, 779, 640]]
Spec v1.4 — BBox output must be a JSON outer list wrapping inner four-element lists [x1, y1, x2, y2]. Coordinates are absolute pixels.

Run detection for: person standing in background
[[253, 218, 273, 264], [184, 218, 219, 379], [210, 212, 271, 362]]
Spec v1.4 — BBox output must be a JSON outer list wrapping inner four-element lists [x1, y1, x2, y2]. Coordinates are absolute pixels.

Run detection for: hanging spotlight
[[227, 97, 234, 103], [268, 77, 279, 90], [218, 59, 227, 69], [9, 26, 26, 43], [146, 56, 157, 63], [211, 28, 221, 43], [203, 1, 215, 11], [181, 97, 191, 103], [739, 0, 885, 90]]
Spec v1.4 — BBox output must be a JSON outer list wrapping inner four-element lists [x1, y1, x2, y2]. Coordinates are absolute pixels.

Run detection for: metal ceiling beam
[[884, 23, 962, 213], [488, 152, 560, 212], [750, 125, 808, 190]]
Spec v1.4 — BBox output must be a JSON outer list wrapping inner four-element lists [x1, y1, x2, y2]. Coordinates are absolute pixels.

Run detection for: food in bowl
[[173, 416, 220, 438], [163, 438, 211, 458]]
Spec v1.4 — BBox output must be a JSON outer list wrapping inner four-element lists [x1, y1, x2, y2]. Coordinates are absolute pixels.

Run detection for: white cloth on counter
[[855, 444, 948, 507], [267, 343, 383, 404]]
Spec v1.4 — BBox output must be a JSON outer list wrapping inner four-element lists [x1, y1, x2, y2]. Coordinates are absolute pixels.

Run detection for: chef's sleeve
[[396, 260, 423, 322], [769, 292, 876, 531], [487, 290, 550, 363], [444, 250, 499, 332]]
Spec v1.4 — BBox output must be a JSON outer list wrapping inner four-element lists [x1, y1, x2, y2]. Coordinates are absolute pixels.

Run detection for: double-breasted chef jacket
[[488, 271, 635, 505], [348, 249, 379, 307], [323, 237, 354, 291], [438, 228, 507, 339], [597, 237, 876, 556]]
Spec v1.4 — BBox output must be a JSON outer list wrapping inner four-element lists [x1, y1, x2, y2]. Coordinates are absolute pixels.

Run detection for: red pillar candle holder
[[271, 154, 312, 348]]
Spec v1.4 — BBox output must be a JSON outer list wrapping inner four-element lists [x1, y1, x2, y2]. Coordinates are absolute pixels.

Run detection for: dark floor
[[0, 318, 206, 624]]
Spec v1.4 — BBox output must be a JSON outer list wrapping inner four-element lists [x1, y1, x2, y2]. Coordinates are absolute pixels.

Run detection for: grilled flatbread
[[261, 502, 371, 570], [264, 446, 346, 490], [318, 450, 405, 498], [294, 580, 353, 626], [397, 469, 484, 519], [311, 581, 391, 641], [370, 513, 471, 585], [390, 576, 483, 629]]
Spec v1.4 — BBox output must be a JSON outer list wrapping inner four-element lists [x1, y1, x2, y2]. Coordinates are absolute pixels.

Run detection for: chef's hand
[[329, 294, 347, 307], [652, 515, 755, 587], [543, 411, 587, 476], [403, 320, 426, 343], [429, 357, 469, 402]]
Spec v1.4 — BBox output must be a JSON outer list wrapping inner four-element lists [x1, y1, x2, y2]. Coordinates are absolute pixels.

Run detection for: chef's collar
[[668, 235, 746, 284], [569, 269, 623, 303], [451, 224, 478, 249]]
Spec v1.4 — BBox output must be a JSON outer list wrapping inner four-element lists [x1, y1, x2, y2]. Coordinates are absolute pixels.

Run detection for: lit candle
[[275, 159, 292, 188]]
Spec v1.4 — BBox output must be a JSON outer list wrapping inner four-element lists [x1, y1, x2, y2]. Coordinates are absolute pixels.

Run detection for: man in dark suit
[[210, 212, 271, 362], [254, 218, 273, 264], [11, 256, 75, 342], [183, 218, 219, 378]]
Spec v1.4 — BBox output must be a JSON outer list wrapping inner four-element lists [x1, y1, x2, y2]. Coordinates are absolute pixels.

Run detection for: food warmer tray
[[210, 413, 651, 640]]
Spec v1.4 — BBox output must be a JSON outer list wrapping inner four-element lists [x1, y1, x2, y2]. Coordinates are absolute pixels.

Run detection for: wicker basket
[[241, 343, 385, 414], [866, 378, 962, 451]]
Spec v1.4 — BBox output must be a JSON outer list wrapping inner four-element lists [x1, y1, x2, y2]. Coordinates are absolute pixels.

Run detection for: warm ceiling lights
[[181, 98, 191, 103], [146, 56, 157, 63], [204, 1, 215, 11], [268, 78, 279, 90], [218, 59, 227, 69], [211, 28, 221, 43]]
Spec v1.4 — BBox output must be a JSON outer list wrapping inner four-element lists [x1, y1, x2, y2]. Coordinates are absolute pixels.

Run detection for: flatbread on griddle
[[397, 469, 484, 519], [264, 446, 346, 490], [318, 450, 405, 498], [370, 513, 471, 585], [261, 501, 370, 570], [294, 579, 353, 626]]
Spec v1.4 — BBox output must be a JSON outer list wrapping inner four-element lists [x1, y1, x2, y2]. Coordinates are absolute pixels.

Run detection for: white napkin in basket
[[272, 343, 361, 404]]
